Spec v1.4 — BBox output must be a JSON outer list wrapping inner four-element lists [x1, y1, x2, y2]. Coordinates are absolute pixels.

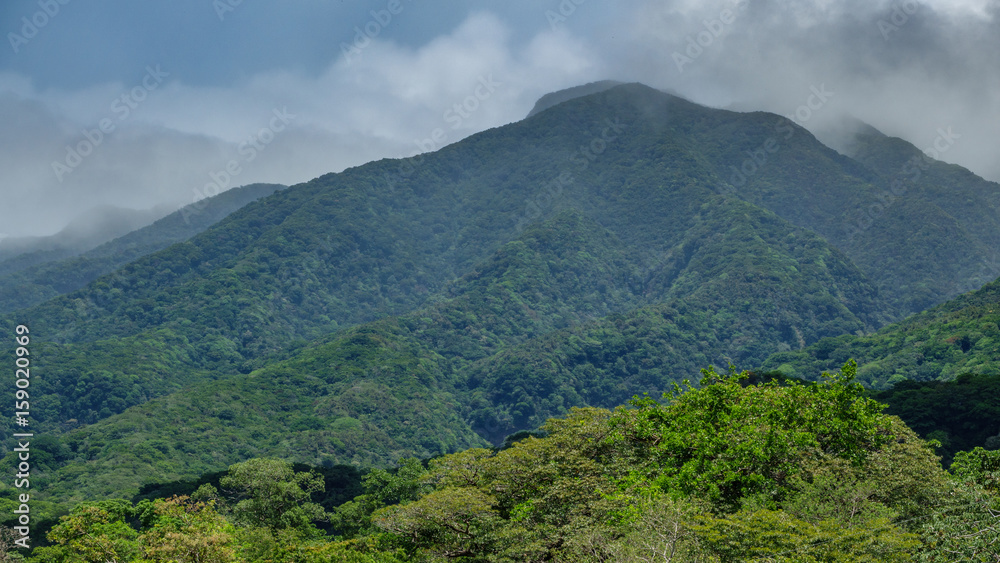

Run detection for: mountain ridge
[[0, 183, 286, 314], [762, 275, 1000, 388], [29, 203, 890, 500], [4, 82, 999, 507]]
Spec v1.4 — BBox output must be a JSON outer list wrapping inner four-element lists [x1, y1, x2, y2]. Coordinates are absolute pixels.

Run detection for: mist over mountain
[[0, 205, 173, 271], [3, 1, 1000, 239], [0, 183, 285, 314], [525, 80, 623, 118]]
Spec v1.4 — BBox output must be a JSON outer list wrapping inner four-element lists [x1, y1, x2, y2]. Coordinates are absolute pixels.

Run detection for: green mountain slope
[[29, 211, 649, 499], [465, 197, 887, 440], [836, 126, 1000, 313], [5, 82, 999, 505], [0, 86, 863, 341], [0, 205, 172, 273], [9, 89, 904, 437], [5, 84, 752, 436], [762, 276, 1000, 388], [25, 200, 889, 499], [616, 102, 1000, 318], [533, 86, 1000, 319], [15, 84, 994, 359], [0, 183, 285, 314]]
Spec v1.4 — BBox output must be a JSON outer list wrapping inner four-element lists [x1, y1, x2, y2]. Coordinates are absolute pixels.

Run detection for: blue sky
[[0, 1, 567, 89], [1, 0, 998, 236]]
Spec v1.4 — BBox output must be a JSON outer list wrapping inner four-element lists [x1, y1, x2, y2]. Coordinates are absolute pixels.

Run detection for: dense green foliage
[[134, 463, 365, 514], [870, 374, 1000, 465], [0, 184, 284, 314], [10, 207, 893, 499], [12, 369, 998, 562], [354, 368, 998, 561], [764, 277, 1000, 388], [23, 460, 409, 563], [843, 128, 1000, 309]]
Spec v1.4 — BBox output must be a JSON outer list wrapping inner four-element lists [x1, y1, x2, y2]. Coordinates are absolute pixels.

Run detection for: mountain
[[835, 125, 1000, 313], [32, 206, 886, 500], [534, 86, 1000, 319], [665, 113, 1000, 319], [762, 275, 1000, 388], [5, 85, 895, 430], [0, 204, 173, 274], [0, 183, 285, 314], [3, 82, 999, 503], [525, 80, 623, 118]]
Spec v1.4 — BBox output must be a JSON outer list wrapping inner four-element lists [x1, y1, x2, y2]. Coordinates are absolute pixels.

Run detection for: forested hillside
[[0, 206, 171, 274], [16, 206, 891, 501], [839, 126, 1000, 311], [12, 368, 1000, 562], [763, 276, 1000, 388], [0, 183, 285, 314], [873, 373, 1000, 466], [3, 84, 1000, 558]]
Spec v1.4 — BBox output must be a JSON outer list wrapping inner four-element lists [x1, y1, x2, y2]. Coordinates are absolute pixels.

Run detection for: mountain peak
[[526, 80, 624, 118], [811, 116, 887, 156]]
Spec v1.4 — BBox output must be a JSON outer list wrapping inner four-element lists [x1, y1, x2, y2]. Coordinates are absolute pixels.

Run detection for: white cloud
[[615, 0, 1000, 181], [2, 1, 998, 238], [0, 11, 604, 236]]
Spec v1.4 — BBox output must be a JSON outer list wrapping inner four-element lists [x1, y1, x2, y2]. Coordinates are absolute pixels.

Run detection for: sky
[[1, 0, 998, 237]]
